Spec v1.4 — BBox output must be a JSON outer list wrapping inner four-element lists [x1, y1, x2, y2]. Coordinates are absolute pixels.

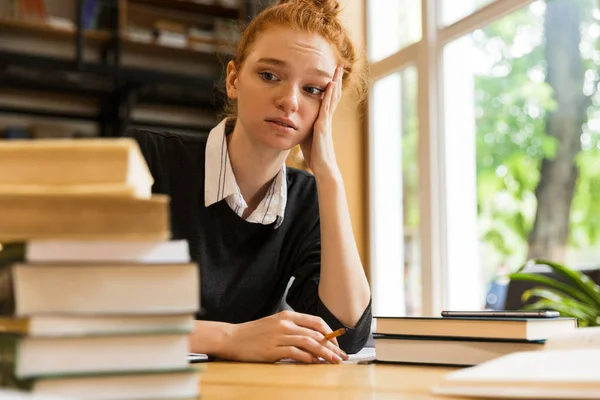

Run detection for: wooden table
[[197, 362, 466, 399]]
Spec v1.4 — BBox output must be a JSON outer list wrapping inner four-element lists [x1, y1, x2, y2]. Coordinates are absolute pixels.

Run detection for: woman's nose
[[275, 85, 299, 113]]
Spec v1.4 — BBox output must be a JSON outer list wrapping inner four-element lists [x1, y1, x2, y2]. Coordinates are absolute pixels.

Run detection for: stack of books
[[0, 139, 200, 400], [373, 315, 578, 366]]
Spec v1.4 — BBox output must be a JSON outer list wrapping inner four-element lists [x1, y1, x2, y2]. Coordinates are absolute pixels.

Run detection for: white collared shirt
[[204, 118, 287, 228]]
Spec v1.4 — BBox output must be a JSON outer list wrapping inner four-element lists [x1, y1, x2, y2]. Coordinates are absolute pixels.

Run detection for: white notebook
[[187, 347, 376, 364], [277, 346, 376, 364], [432, 327, 600, 399]]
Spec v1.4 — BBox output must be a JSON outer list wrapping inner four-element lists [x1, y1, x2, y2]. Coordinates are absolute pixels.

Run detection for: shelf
[[0, 0, 252, 137], [0, 18, 229, 63], [128, 0, 239, 19], [0, 18, 110, 45], [0, 104, 98, 122], [0, 49, 216, 87], [122, 36, 233, 60]]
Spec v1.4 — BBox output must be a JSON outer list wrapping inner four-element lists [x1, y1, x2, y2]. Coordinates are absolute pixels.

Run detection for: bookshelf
[[128, 0, 240, 19], [0, 0, 266, 138], [0, 18, 110, 44]]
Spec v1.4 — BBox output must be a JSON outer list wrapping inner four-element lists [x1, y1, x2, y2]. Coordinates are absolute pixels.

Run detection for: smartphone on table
[[441, 310, 560, 318]]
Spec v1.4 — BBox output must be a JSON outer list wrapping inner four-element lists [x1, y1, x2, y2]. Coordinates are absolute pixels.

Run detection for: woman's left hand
[[300, 66, 343, 178]]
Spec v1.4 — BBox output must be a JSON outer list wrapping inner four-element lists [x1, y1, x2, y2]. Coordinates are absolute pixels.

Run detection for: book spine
[[0, 334, 32, 390], [0, 265, 15, 316], [0, 243, 23, 316]]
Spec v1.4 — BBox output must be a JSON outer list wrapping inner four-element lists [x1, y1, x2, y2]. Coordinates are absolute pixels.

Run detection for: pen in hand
[[324, 327, 347, 341]]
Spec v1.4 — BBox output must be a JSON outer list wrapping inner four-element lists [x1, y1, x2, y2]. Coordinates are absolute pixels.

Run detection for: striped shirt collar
[[204, 118, 287, 229]]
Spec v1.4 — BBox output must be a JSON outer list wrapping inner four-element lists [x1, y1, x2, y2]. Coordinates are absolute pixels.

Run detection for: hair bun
[[277, 0, 341, 17], [310, 0, 341, 16]]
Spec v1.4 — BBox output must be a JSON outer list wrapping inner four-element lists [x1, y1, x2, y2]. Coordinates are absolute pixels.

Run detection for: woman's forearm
[[189, 320, 233, 355], [315, 170, 371, 327]]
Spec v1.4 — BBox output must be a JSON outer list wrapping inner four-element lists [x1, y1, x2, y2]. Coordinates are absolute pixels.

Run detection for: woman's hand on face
[[300, 66, 344, 178], [218, 310, 349, 364]]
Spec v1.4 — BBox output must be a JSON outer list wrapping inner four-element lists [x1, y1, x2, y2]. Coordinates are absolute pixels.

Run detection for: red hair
[[224, 0, 368, 115]]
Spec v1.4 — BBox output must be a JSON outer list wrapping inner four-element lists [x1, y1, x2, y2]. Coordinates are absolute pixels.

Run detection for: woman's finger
[[319, 81, 335, 121], [285, 312, 340, 347], [329, 66, 340, 109], [279, 320, 347, 359], [283, 335, 342, 364], [276, 346, 319, 364], [293, 326, 347, 360], [335, 66, 343, 106]]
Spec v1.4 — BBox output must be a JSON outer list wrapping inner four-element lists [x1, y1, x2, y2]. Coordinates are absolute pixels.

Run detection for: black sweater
[[129, 129, 371, 354]]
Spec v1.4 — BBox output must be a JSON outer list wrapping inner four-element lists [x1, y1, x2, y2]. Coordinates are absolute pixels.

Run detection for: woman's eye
[[260, 72, 278, 81], [304, 86, 324, 95]]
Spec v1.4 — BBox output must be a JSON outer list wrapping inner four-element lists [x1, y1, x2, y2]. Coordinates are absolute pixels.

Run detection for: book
[[0, 138, 152, 198], [374, 316, 578, 340], [0, 388, 73, 400], [0, 314, 195, 337], [2, 128, 31, 140], [12, 263, 199, 315], [0, 194, 170, 242], [432, 327, 600, 399], [82, 0, 97, 29], [375, 336, 544, 366], [3, 368, 199, 400], [17, 0, 46, 23], [24, 240, 190, 264], [0, 333, 190, 377]]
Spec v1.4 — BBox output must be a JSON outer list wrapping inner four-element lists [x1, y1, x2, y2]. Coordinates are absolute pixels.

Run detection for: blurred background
[[0, 0, 274, 139]]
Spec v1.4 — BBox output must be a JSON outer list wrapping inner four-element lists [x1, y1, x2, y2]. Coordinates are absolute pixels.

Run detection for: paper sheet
[[277, 346, 376, 364], [188, 347, 376, 364]]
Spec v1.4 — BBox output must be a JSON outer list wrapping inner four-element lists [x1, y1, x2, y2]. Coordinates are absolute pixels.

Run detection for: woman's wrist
[[314, 166, 343, 185], [190, 320, 235, 357]]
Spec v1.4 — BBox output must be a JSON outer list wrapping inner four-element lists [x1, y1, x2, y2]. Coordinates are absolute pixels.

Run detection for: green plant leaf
[[522, 287, 599, 320], [529, 259, 600, 308], [509, 272, 594, 305], [522, 300, 596, 326]]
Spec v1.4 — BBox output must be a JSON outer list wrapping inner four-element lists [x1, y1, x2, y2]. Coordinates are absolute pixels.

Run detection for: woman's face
[[226, 26, 338, 151]]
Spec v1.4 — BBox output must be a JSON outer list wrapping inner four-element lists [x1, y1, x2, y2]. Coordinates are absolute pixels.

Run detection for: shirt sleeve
[[285, 221, 372, 354]]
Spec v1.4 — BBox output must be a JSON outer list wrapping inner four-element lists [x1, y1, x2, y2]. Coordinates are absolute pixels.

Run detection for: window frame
[[367, 0, 536, 316]]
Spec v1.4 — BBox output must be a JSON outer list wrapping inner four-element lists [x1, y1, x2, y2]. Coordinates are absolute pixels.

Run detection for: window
[[367, 0, 421, 62], [368, 0, 600, 315], [441, 0, 497, 26], [369, 67, 420, 316], [443, 0, 600, 309]]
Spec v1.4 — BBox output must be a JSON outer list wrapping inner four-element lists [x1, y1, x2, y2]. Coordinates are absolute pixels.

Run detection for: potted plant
[[509, 259, 600, 327]]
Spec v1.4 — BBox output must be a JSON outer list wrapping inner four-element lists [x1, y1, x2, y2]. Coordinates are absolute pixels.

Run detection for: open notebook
[[188, 353, 209, 363], [432, 327, 600, 399], [188, 347, 376, 364], [277, 346, 375, 364]]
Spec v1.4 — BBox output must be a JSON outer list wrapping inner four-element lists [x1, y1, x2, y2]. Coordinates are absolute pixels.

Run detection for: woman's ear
[[226, 61, 239, 100]]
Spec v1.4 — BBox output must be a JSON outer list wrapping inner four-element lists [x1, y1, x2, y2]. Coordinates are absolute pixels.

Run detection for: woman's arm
[[315, 172, 370, 327], [300, 66, 371, 328]]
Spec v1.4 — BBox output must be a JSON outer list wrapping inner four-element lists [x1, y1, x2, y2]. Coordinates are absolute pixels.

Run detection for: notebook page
[[545, 326, 600, 350], [441, 348, 600, 383], [188, 353, 209, 362], [277, 346, 375, 364]]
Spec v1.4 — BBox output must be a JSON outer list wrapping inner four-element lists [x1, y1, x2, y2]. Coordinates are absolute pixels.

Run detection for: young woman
[[131, 0, 371, 364]]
